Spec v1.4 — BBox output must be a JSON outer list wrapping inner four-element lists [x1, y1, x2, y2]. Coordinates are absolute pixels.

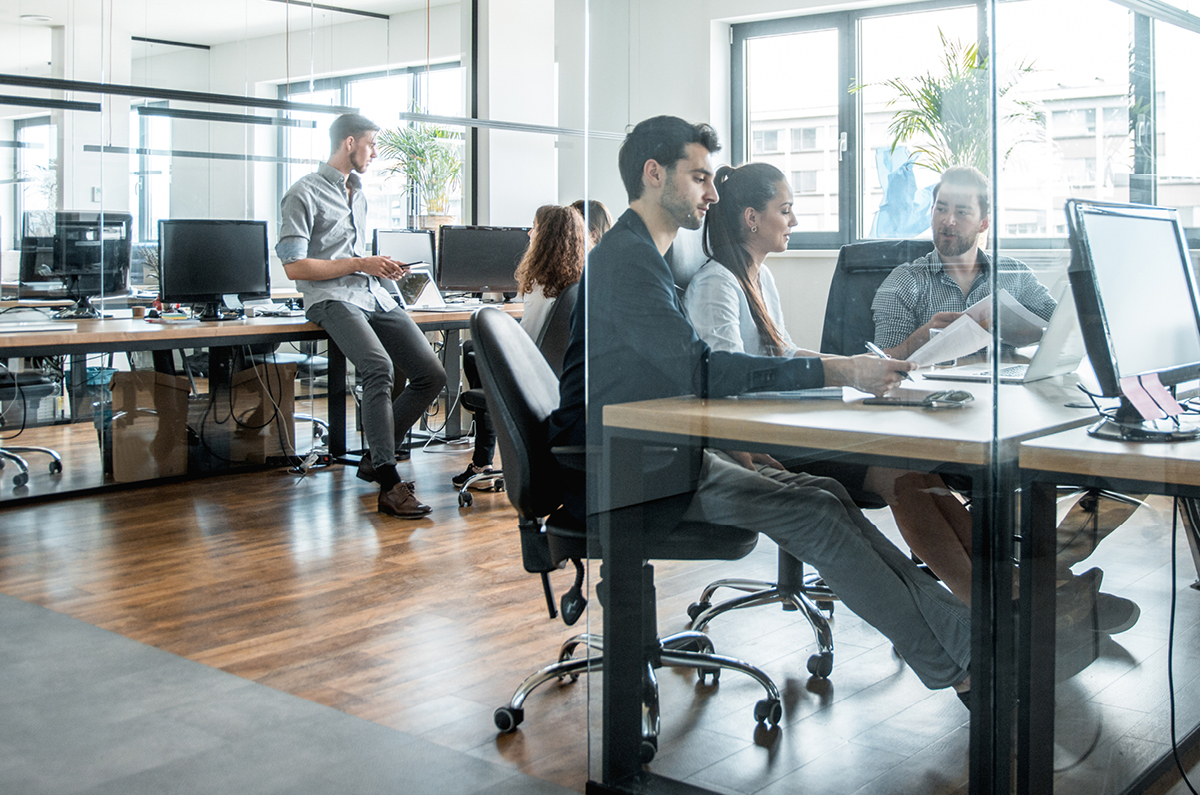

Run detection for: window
[[752, 129, 781, 154], [1052, 108, 1097, 137], [792, 170, 818, 194], [12, 117, 55, 247], [792, 127, 819, 151], [734, 0, 1188, 247], [278, 63, 465, 237], [130, 102, 170, 242]]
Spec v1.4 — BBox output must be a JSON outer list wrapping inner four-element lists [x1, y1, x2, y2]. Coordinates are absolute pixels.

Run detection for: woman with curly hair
[[453, 204, 593, 488]]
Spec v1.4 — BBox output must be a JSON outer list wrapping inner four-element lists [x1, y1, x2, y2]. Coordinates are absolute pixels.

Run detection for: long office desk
[[597, 377, 1097, 794], [0, 305, 517, 499], [1019, 428, 1200, 795]]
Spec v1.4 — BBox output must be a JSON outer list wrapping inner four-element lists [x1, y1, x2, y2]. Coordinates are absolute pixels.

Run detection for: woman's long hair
[[514, 204, 587, 298], [702, 162, 789, 355], [570, 198, 614, 246]]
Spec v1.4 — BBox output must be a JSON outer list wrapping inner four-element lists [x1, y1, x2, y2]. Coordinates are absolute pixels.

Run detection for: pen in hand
[[864, 341, 913, 381]]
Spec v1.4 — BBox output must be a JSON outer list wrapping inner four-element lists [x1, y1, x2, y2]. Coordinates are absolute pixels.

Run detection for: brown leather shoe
[[378, 481, 431, 519]]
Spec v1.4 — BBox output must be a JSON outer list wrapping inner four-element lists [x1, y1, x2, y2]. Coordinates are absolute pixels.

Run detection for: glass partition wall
[[0, 1, 481, 501], [585, 1, 1200, 794]]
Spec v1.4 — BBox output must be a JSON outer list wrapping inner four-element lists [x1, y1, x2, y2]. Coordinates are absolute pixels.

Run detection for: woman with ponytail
[[684, 163, 974, 604]]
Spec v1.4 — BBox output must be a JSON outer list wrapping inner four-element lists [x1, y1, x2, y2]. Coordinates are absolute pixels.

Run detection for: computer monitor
[[374, 228, 436, 278], [437, 225, 529, 295], [158, 219, 270, 321], [19, 211, 133, 318], [1066, 198, 1200, 440]]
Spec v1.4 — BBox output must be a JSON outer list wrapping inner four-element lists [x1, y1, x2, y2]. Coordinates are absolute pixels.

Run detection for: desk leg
[[69, 354, 88, 422], [599, 436, 649, 786], [443, 328, 462, 440], [1017, 479, 1057, 794], [327, 342, 346, 458], [969, 461, 1017, 795]]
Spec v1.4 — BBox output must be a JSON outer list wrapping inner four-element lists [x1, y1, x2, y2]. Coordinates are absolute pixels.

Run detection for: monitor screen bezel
[[1066, 198, 1200, 397], [157, 219, 271, 306], [18, 211, 133, 300], [436, 224, 529, 293]]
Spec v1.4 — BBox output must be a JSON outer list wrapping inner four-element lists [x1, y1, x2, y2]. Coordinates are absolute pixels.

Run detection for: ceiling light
[[20, 15, 53, 23]]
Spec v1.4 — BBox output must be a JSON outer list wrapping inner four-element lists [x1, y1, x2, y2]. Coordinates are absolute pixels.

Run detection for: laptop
[[0, 321, 79, 334], [922, 287, 1085, 384]]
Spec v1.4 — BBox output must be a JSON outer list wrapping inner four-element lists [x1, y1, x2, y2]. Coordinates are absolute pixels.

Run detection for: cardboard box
[[188, 363, 296, 464], [108, 371, 190, 482]]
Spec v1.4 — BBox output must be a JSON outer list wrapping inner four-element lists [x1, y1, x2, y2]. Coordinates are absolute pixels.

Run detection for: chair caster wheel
[[754, 698, 783, 726], [807, 651, 833, 678], [816, 600, 834, 615], [494, 477, 505, 492], [13, 472, 28, 488], [49, 461, 63, 475], [494, 706, 524, 733], [697, 667, 720, 685], [639, 738, 657, 764], [686, 601, 710, 621], [459, 491, 473, 507]]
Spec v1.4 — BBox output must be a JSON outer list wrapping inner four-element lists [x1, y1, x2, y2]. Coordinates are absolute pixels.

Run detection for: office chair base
[[495, 631, 783, 741], [1, 446, 63, 478], [457, 470, 504, 507], [0, 450, 30, 487], [689, 579, 836, 678]]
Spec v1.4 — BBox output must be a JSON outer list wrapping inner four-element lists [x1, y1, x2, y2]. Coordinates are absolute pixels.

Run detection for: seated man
[[871, 165, 1056, 360], [871, 164, 1139, 637], [549, 116, 972, 703]]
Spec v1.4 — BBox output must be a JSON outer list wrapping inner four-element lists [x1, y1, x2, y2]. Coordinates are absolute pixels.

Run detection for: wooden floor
[[3, 409, 1200, 794]]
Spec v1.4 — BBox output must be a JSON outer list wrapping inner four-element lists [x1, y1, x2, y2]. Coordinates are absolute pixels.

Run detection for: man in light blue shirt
[[278, 113, 445, 518]]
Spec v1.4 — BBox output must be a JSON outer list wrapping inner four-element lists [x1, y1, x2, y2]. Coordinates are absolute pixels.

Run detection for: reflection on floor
[[1, 417, 1200, 793]]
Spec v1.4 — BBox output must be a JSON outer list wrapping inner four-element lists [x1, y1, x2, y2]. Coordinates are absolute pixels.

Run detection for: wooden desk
[[599, 377, 1096, 793], [1019, 428, 1200, 795], [0, 306, 516, 498]]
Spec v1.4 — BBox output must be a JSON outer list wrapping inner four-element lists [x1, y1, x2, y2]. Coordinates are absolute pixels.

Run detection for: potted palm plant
[[375, 121, 463, 230], [853, 30, 1043, 174]]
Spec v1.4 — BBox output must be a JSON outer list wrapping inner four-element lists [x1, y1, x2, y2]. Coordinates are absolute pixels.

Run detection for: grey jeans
[[683, 449, 971, 690], [307, 300, 447, 469]]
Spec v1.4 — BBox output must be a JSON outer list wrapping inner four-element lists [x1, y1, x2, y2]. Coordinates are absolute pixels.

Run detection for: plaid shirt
[[871, 249, 1057, 350]]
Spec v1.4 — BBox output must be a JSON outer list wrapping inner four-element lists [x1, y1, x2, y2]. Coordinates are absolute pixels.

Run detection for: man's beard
[[662, 182, 702, 230], [936, 228, 975, 258]]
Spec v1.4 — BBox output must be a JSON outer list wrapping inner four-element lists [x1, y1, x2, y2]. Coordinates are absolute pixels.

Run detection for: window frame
[[11, 115, 52, 250]]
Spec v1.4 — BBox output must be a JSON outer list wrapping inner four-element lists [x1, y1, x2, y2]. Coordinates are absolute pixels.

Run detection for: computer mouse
[[943, 390, 974, 403]]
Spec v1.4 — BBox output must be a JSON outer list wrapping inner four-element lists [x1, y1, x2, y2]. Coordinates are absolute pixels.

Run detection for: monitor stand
[[1087, 397, 1200, 442], [195, 302, 237, 321], [53, 295, 106, 320]]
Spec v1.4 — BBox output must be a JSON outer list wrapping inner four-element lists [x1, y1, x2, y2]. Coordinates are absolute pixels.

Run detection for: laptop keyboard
[[999, 364, 1029, 379]]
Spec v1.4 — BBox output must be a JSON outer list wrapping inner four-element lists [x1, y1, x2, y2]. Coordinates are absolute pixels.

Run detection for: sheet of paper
[[1139, 373, 1185, 417], [1119, 376, 1165, 420], [906, 315, 993, 367], [965, 289, 1048, 347]]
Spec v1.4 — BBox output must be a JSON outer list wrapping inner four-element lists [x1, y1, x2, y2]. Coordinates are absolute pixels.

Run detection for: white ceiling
[[1, 0, 455, 50]]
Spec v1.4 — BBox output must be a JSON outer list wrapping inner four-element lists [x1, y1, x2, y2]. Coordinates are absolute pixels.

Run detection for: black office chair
[[819, 238, 935, 357], [0, 370, 65, 488], [471, 307, 782, 759], [457, 284, 579, 506]]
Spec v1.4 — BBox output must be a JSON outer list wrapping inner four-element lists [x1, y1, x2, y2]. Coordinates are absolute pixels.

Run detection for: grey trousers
[[307, 300, 447, 469], [683, 449, 971, 690]]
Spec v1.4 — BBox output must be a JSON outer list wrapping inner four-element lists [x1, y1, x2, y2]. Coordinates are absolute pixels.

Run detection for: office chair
[[457, 283, 579, 506], [666, 228, 846, 678], [471, 307, 782, 760], [0, 370, 65, 488]]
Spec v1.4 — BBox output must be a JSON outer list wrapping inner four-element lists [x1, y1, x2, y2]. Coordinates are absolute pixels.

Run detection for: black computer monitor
[[374, 228, 436, 278], [158, 219, 270, 320], [19, 211, 133, 318], [1066, 199, 1200, 440], [437, 225, 529, 295]]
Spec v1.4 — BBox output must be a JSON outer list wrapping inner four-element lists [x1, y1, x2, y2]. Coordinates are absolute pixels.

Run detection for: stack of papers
[[906, 289, 1048, 367]]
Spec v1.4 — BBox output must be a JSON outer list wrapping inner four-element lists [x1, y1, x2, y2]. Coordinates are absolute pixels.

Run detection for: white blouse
[[683, 258, 797, 356]]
